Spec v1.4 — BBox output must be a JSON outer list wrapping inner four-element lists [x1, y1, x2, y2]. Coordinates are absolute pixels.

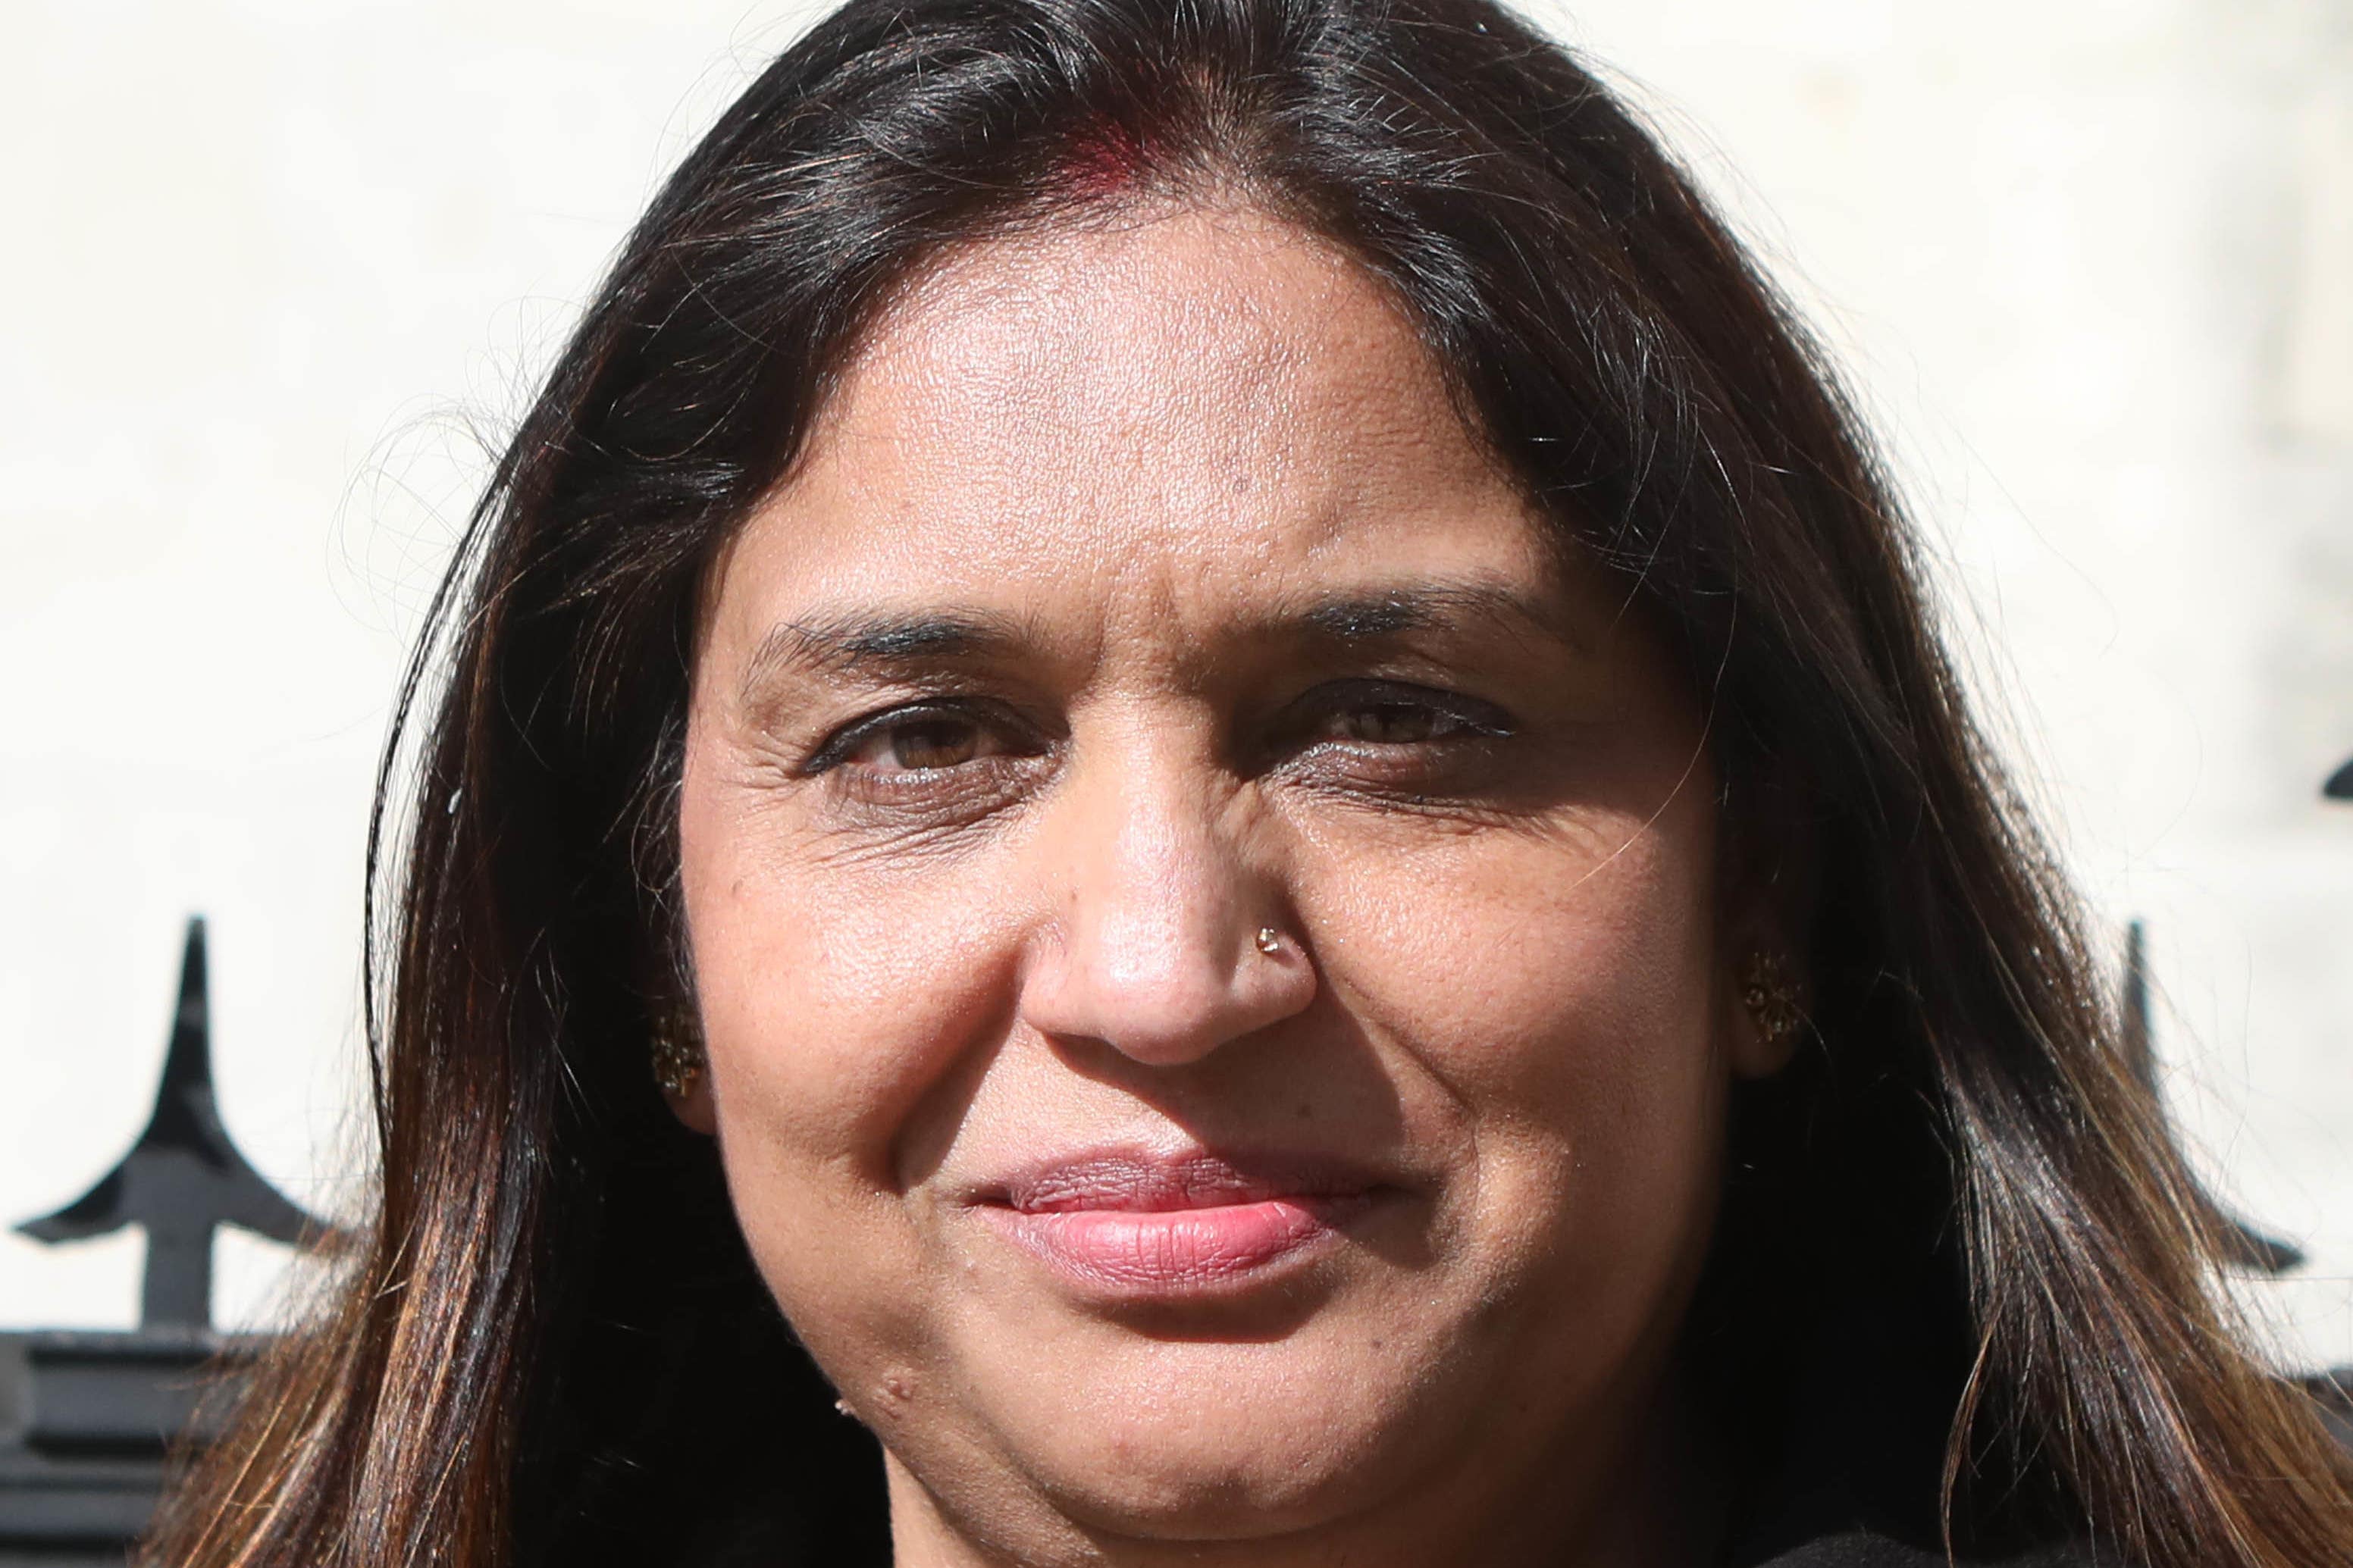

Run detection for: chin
[[1021, 1407, 1411, 1542], [930, 1310, 1479, 1541]]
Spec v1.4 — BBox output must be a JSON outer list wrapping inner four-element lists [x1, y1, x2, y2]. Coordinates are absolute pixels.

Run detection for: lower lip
[[978, 1196, 1373, 1293]]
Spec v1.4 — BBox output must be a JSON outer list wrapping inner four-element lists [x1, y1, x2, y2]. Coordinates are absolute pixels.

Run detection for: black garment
[[1752, 1537, 2091, 1567]]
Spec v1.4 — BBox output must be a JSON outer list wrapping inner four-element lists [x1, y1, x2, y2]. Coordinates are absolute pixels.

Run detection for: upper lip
[[970, 1147, 1397, 1215]]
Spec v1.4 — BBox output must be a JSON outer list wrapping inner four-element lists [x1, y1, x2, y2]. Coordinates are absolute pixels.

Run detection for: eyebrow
[[1280, 581, 1578, 649], [739, 609, 1031, 703], [736, 577, 1582, 706]]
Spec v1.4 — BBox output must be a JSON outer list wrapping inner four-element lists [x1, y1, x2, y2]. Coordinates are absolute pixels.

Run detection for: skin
[[675, 203, 1793, 1568]]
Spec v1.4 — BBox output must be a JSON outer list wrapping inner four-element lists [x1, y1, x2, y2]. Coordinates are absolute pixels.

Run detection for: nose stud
[[1255, 926, 1284, 957]]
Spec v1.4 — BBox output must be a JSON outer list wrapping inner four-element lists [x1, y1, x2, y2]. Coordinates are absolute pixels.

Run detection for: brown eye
[[1336, 703, 1443, 744], [807, 699, 1046, 781], [1280, 681, 1515, 766], [853, 715, 988, 771]]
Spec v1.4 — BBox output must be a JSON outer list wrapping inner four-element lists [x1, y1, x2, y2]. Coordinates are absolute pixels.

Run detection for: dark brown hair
[[147, 2, 2353, 1564]]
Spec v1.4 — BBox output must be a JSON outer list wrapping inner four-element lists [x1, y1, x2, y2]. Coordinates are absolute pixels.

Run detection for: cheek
[[1306, 800, 1726, 1272], [681, 770, 1007, 1147], [675, 760, 1022, 1328]]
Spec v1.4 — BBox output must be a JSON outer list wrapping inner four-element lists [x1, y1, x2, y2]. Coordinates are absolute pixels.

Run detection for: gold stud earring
[[650, 1006, 706, 1097], [1739, 951, 1803, 1050], [1255, 926, 1284, 956]]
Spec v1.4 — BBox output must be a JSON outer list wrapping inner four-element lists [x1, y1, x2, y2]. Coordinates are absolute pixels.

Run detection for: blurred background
[[2, 0, 2348, 1372]]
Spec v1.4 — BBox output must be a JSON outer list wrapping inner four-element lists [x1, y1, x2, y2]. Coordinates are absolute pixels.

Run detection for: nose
[[1017, 750, 1315, 1066]]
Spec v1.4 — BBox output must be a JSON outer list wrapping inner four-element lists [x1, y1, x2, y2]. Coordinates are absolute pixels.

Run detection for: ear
[[664, 1072, 719, 1136], [1715, 762, 1819, 1081], [649, 981, 717, 1135], [645, 908, 715, 1134], [1722, 940, 1805, 1078]]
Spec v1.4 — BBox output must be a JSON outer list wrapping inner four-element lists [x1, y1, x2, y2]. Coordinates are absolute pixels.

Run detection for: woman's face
[[679, 206, 1778, 1566]]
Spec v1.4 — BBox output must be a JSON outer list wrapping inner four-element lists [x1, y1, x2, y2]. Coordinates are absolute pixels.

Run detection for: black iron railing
[[0, 922, 326, 1566]]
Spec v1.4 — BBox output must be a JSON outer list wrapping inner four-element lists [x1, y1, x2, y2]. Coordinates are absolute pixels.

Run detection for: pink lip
[[967, 1151, 1390, 1294]]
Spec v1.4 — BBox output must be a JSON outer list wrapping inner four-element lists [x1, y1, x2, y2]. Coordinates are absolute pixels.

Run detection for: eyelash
[[1286, 681, 1516, 754], [801, 699, 1045, 778], [801, 681, 1515, 793]]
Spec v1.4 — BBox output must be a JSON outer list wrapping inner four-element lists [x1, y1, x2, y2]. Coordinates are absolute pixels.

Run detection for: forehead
[[713, 205, 1552, 652]]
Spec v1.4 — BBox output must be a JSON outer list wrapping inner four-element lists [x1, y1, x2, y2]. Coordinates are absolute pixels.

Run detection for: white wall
[[3, 0, 2348, 1372]]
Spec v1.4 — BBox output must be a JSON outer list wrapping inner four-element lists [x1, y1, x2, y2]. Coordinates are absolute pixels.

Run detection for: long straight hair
[[148, 2, 2353, 1564]]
